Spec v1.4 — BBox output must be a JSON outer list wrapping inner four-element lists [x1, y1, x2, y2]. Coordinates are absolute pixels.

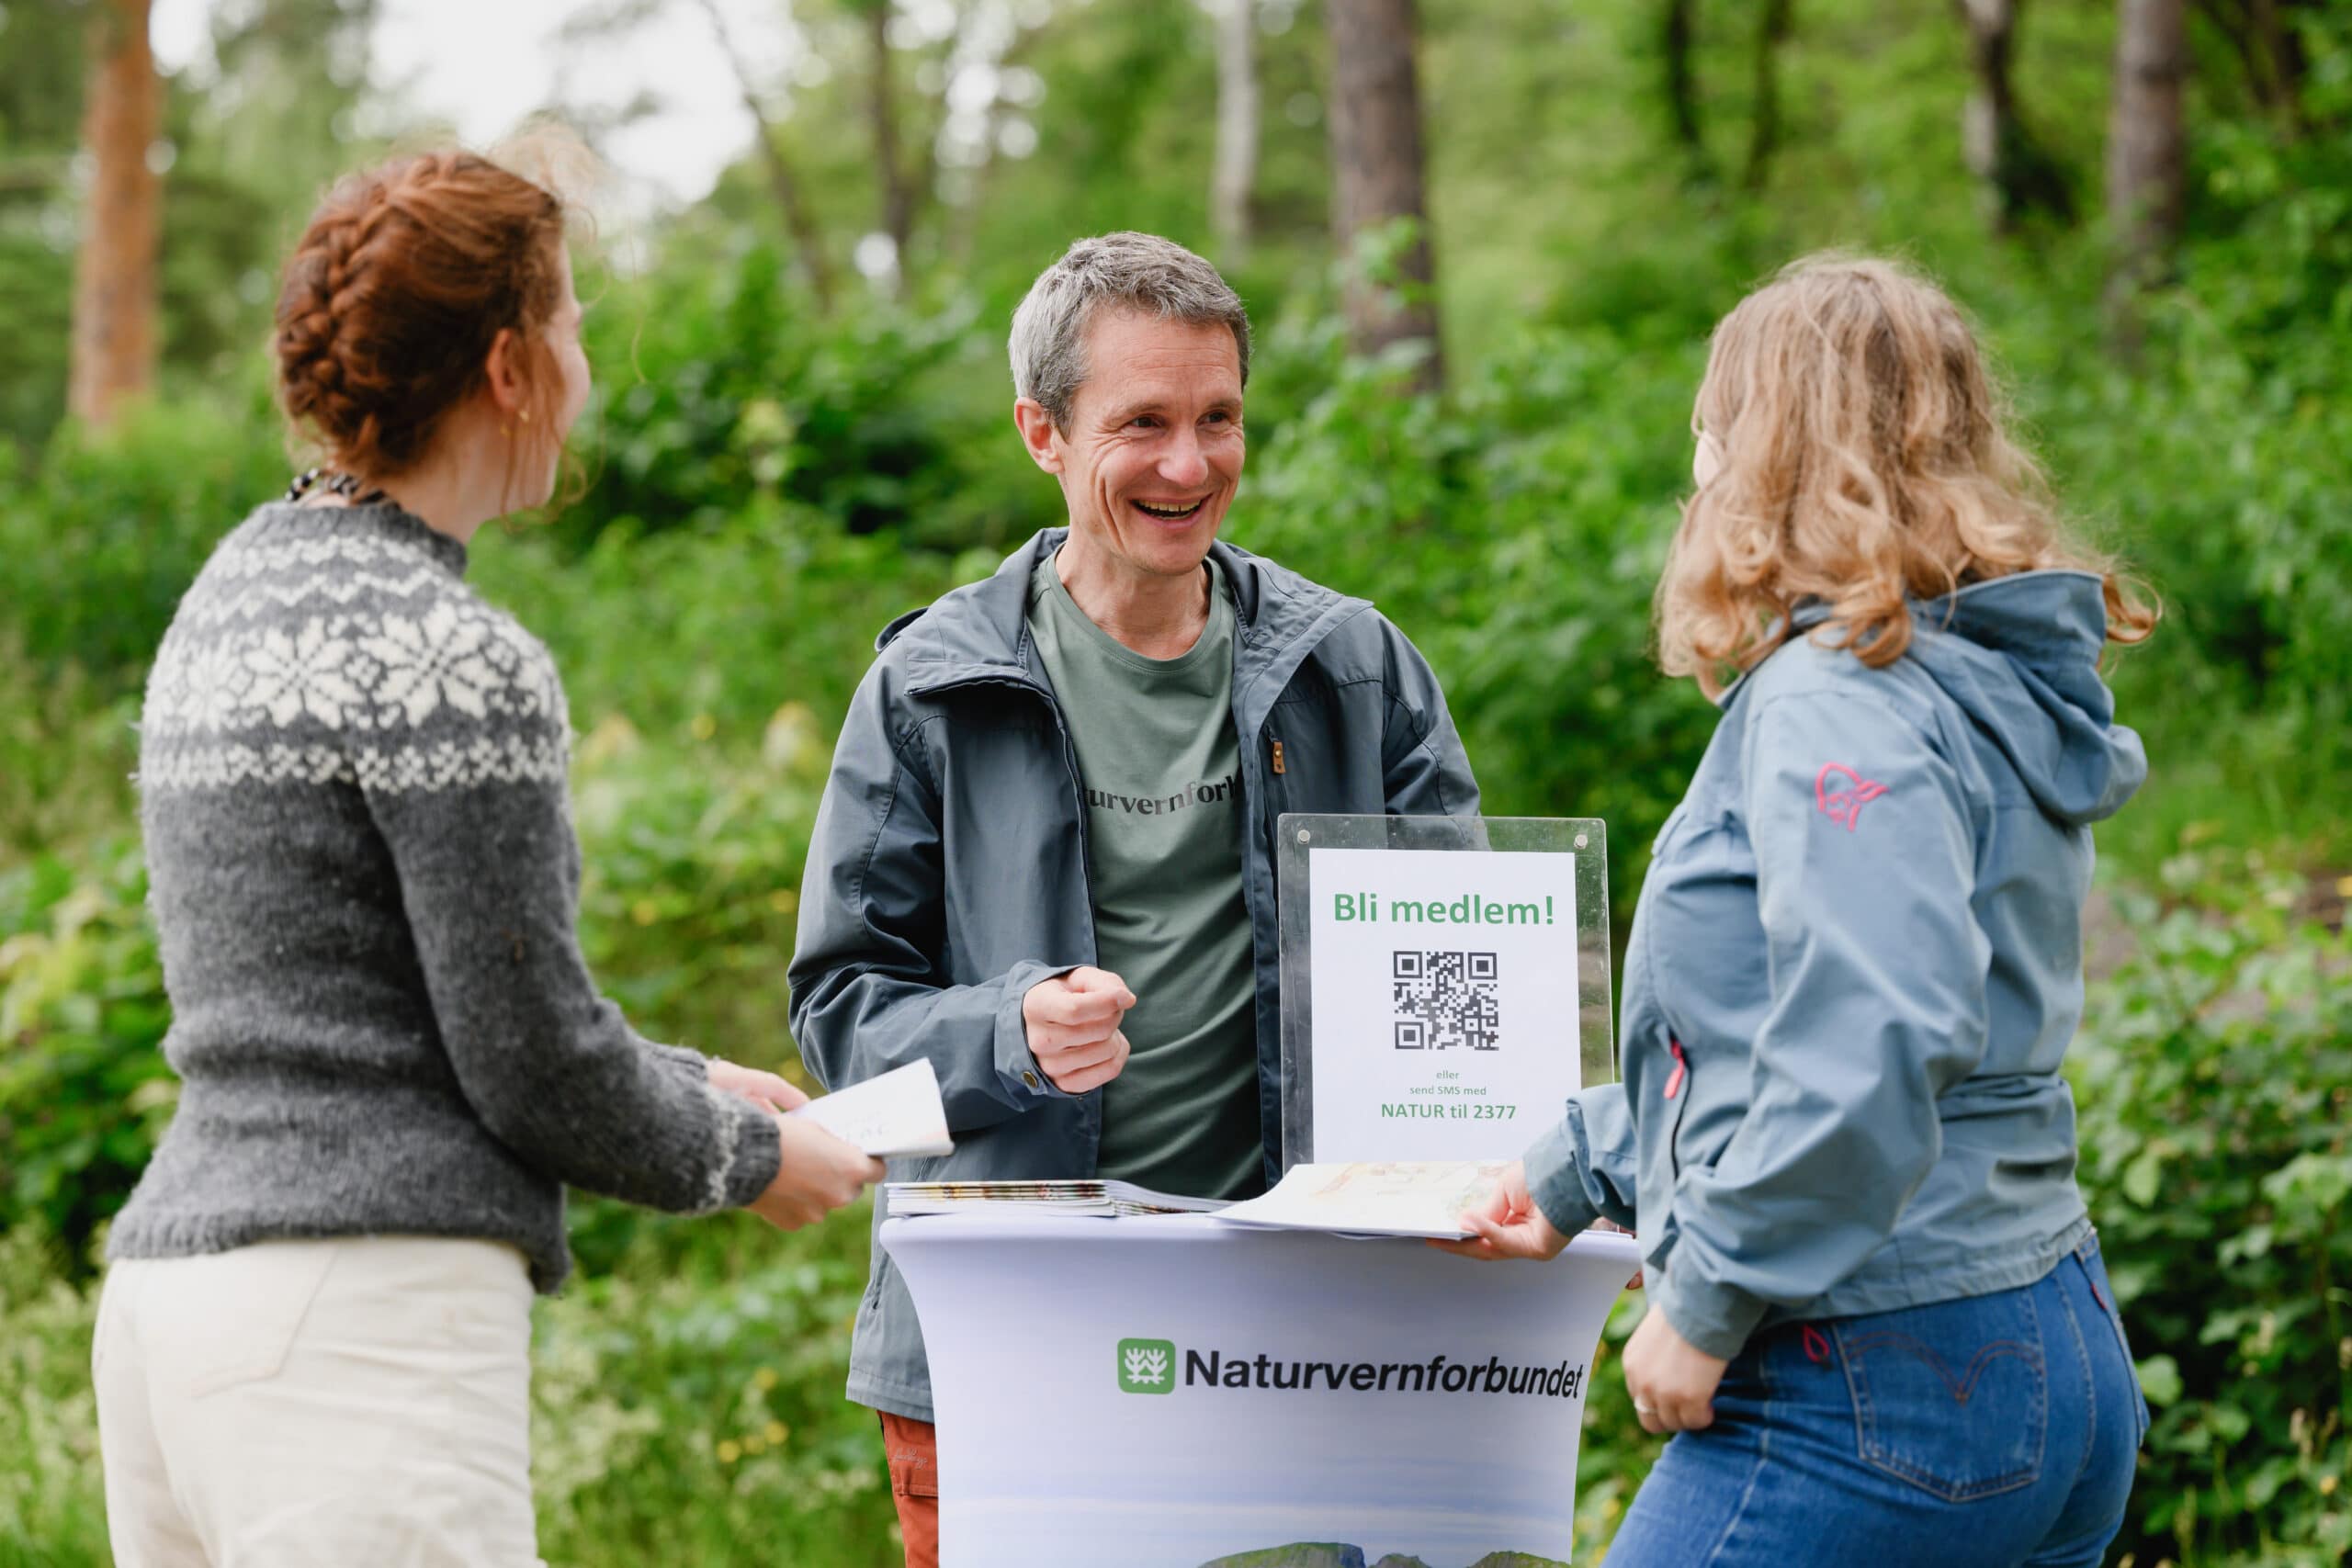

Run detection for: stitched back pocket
[[152, 1240, 343, 1400], [1832, 1288, 2049, 1503]]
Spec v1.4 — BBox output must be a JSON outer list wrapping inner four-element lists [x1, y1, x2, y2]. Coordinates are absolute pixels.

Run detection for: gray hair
[[1009, 231, 1251, 430]]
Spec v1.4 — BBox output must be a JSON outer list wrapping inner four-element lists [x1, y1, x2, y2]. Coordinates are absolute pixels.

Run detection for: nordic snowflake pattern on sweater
[[141, 506, 570, 793]]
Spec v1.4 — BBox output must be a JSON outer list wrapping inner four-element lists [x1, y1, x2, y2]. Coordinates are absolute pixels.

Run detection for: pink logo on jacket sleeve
[[1815, 762, 1889, 830]]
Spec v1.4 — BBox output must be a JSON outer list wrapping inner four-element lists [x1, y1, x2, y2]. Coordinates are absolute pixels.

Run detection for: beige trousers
[[93, 1236, 543, 1567]]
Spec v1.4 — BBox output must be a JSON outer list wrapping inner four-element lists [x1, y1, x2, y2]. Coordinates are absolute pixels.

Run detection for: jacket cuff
[[1647, 1258, 1769, 1361], [993, 960, 1081, 1104], [713, 1091, 784, 1212], [1522, 1121, 1601, 1237]]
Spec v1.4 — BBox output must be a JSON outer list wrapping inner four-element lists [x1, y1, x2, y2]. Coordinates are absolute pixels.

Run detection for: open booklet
[[787, 1059, 955, 1159], [1211, 1161, 1509, 1241], [884, 1160, 1506, 1239]]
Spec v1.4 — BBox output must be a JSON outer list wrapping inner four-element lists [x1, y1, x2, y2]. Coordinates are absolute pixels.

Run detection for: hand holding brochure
[[1211, 1161, 1511, 1240], [789, 1059, 954, 1159]]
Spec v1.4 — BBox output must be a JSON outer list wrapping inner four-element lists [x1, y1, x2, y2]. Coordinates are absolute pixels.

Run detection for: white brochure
[[790, 1058, 955, 1159]]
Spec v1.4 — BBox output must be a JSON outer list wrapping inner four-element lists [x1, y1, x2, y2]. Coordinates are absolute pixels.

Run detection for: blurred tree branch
[[694, 0, 836, 310], [1741, 0, 1793, 192], [1661, 0, 1710, 180]]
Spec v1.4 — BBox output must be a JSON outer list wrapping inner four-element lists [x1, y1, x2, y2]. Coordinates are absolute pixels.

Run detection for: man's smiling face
[[1024, 308, 1245, 581]]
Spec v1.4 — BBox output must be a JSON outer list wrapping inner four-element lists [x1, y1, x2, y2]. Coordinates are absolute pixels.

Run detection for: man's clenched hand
[[1022, 966, 1136, 1094]]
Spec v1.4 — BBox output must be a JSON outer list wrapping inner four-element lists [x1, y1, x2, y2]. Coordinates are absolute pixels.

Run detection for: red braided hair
[[274, 151, 568, 482]]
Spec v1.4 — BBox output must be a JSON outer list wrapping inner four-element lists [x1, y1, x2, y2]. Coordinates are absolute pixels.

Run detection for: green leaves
[[2072, 846, 2352, 1565], [2138, 1354, 2184, 1409], [0, 838, 174, 1269], [2122, 1145, 2167, 1208]]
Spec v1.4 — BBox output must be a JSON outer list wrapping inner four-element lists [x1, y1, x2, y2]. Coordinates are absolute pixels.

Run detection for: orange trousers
[[879, 1412, 939, 1568]]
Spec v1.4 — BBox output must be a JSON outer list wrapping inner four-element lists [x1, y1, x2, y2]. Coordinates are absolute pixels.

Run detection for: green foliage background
[[3, 1, 2349, 1564]]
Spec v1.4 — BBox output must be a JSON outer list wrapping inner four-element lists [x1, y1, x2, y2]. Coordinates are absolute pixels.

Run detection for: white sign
[[1306, 847, 1580, 1163], [883, 1214, 1637, 1567]]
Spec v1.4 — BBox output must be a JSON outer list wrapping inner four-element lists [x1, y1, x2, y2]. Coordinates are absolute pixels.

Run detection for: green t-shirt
[[1026, 555, 1263, 1201]]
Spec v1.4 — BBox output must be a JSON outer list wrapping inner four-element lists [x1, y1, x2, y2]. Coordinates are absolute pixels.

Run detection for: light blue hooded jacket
[[1525, 570, 2146, 1359]]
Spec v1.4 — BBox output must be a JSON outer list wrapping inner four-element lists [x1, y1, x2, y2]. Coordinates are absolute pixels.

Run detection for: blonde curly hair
[[1657, 254, 2155, 698]]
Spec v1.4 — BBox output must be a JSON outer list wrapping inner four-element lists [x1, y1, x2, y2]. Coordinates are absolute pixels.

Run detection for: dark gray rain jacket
[[789, 527, 1479, 1420]]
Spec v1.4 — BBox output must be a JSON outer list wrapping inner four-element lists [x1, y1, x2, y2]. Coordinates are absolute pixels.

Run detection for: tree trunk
[[69, 0, 161, 430], [694, 0, 834, 310], [1324, 0, 1442, 390], [2106, 0, 2188, 345], [1742, 0, 1794, 191], [1212, 0, 1260, 265], [1663, 0, 1708, 175], [866, 0, 913, 292], [1954, 0, 2077, 231]]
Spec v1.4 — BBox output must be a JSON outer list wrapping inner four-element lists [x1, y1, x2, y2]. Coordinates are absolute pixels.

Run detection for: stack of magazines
[[885, 1180, 1227, 1218], [884, 1160, 1510, 1240], [821, 1061, 1509, 1239]]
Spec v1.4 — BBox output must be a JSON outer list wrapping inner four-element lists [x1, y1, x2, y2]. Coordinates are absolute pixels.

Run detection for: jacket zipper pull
[[1271, 739, 1285, 775], [1664, 1039, 1687, 1100]]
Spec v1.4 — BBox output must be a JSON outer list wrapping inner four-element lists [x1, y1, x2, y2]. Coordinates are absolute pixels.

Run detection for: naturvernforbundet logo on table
[[1114, 1338, 1588, 1400], [1117, 1337, 1177, 1394]]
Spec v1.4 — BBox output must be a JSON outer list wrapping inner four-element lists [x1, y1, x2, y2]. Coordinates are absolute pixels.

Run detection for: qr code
[[1393, 950, 1500, 1051]]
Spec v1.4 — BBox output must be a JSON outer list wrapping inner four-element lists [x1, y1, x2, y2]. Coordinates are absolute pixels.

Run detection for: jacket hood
[[1798, 570, 2145, 826]]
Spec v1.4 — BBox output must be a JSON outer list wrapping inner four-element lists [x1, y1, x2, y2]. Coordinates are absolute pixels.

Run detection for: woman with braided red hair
[[93, 141, 881, 1565]]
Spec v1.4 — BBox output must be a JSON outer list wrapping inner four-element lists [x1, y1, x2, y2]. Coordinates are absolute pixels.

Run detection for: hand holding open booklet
[[788, 1059, 955, 1159], [884, 1160, 1506, 1240]]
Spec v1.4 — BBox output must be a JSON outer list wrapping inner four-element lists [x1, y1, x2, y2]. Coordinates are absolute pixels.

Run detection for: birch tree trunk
[[1324, 0, 1442, 390], [1955, 0, 2076, 231], [2106, 0, 2188, 344], [68, 0, 161, 430], [1212, 0, 1260, 265]]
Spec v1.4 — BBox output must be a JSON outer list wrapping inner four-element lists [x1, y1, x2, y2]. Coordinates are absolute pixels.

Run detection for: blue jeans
[[1608, 1235, 2148, 1568]]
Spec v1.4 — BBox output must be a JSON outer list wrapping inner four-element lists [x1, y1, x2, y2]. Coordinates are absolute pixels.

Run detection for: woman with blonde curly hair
[[1443, 254, 2156, 1566], [93, 140, 882, 1566]]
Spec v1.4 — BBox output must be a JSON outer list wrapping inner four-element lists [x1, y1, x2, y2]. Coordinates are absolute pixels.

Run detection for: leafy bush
[[1239, 313, 1722, 909], [2070, 847, 2352, 1568], [532, 1205, 897, 1565], [0, 840, 175, 1269], [469, 503, 963, 739], [0, 638, 137, 861], [0, 396, 284, 682], [565, 240, 1045, 552], [0, 1228, 107, 1566]]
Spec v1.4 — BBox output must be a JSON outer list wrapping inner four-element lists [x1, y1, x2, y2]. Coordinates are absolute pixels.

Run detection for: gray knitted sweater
[[109, 502, 781, 1292]]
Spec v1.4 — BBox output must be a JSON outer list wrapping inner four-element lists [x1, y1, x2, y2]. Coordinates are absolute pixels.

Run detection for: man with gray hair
[[790, 231, 1478, 1563]]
